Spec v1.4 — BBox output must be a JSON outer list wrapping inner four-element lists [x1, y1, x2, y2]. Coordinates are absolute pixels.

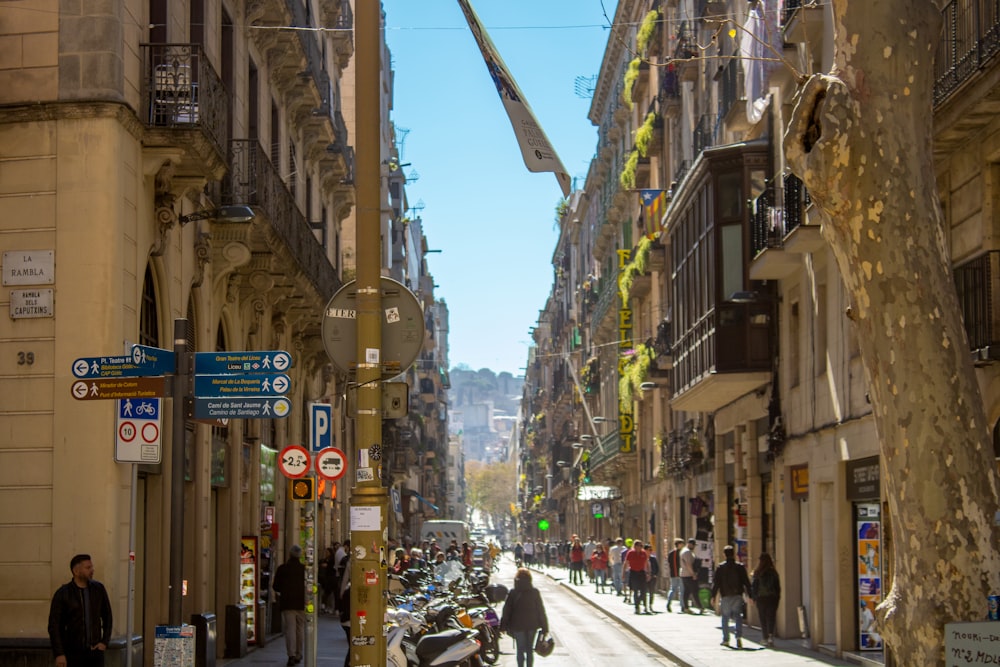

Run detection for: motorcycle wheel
[[479, 626, 500, 665]]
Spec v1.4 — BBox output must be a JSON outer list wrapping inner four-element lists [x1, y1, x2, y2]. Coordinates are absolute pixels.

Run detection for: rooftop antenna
[[574, 75, 597, 99]]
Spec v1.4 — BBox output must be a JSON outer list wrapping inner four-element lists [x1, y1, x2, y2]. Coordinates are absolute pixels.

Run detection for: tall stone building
[[520, 0, 1000, 660]]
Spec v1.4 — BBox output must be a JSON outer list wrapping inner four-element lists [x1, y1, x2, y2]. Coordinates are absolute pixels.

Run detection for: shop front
[[847, 456, 884, 654]]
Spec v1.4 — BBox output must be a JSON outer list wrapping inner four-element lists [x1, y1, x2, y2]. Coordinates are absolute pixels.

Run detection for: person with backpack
[[750, 552, 782, 647], [710, 545, 752, 649]]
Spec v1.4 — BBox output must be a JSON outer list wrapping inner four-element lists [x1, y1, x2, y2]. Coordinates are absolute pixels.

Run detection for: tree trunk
[[784, 1, 1000, 663]]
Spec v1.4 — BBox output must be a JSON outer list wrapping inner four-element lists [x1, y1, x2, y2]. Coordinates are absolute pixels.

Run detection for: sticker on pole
[[315, 447, 347, 481], [278, 445, 310, 478]]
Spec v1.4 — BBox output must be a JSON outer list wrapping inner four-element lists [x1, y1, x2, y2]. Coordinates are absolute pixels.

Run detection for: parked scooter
[[386, 609, 483, 667]]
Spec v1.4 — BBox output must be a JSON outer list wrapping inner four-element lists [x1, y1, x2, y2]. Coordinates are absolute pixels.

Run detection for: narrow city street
[[222, 554, 865, 667]]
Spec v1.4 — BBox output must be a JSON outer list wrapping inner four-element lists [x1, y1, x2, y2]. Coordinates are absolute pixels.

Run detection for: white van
[[419, 520, 468, 546]]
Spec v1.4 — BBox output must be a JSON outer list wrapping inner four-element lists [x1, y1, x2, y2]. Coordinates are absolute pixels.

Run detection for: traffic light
[[538, 519, 550, 532], [581, 451, 592, 484], [290, 477, 315, 501]]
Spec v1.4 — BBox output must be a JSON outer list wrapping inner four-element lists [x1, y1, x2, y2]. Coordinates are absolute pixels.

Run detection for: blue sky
[[382, 0, 619, 376]]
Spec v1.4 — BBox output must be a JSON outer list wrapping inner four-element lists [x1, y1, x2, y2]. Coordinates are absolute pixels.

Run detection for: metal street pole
[[350, 1, 387, 666], [169, 318, 188, 624]]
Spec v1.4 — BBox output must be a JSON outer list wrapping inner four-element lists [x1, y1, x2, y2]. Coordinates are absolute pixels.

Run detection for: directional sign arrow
[[71, 376, 167, 400], [194, 350, 293, 375], [71, 348, 175, 378], [192, 396, 292, 420], [194, 373, 291, 397]]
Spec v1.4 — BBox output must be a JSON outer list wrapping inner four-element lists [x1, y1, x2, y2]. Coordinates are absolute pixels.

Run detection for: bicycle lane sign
[[116, 397, 161, 464]]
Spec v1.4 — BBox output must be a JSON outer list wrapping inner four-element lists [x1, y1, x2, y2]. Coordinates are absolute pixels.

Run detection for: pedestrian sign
[[194, 350, 292, 375], [192, 396, 291, 420], [116, 397, 161, 464], [71, 376, 167, 400], [71, 346, 174, 378], [194, 373, 290, 397]]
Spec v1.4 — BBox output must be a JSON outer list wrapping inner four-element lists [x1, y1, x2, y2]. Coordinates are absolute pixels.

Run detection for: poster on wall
[[240, 537, 258, 645], [734, 486, 749, 563], [856, 504, 882, 651]]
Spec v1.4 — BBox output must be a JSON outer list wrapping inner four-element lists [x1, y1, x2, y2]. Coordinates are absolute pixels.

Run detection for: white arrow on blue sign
[[194, 350, 292, 375], [72, 345, 175, 379], [194, 373, 291, 397]]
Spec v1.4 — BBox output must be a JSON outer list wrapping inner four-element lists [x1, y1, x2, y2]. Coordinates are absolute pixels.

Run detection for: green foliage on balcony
[[635, 112, 657, 158], [618, 235, 654, 302], [636, 8, 661, 56], [618, 343, 656, 405], [620, 148, 639, 190], [623, 57, 641, 109]]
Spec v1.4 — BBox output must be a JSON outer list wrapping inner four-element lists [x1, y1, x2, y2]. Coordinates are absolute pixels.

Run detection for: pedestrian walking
[[569, 536, 585, 585], [591, 543, 609, 592], [499, 568, 549, 667], [583, 536, 597, 582], [710, 545, 752, 649], [273, 545, 306, 666], [609, 537, 626, 596], [623, 537, 650, 614], [665, 538, 686, 612], [751, 553, 781, 647], [680, 538, 704, 614], [645, 543, 660, 612], [48, 554, 113, 667]]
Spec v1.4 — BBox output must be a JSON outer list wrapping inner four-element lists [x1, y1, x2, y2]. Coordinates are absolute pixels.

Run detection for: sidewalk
[[218, 613, 348, 667], [534, 565, 883, 667]]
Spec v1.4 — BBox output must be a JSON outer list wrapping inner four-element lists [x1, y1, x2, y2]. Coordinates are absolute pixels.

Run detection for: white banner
[[457, 0, 571, 196]]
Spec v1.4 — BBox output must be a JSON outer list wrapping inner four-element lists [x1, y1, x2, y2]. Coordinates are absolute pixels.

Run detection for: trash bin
[[190, 612, 216, 667], [224, 604, 248, 659]]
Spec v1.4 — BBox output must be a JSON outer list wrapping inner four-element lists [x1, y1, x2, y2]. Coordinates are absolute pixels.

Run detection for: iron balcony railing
[[718, 52, 744, 120], [222, 139, 340, 300], [750, 183, 779, 257], [783, 173, 810, 233], [781, 0, 805, 26], [141, 43, 228, 155], [954, 250, 1000, 354], [935, 0, 1000, 105], [694, 113, 715, 155]]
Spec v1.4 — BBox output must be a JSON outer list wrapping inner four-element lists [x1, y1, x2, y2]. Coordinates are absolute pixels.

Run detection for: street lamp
[[177, 205, 254, 225]]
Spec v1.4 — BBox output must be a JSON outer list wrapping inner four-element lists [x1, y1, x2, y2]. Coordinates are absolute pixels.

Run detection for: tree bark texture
[[783, 1, 1000, 663]]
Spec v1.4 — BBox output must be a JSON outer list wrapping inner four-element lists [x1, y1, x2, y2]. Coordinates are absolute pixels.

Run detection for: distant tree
[[465, 459, 516, 528]]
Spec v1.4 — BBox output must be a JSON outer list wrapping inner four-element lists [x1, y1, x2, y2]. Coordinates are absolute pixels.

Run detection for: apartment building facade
[[0, 0, 448, 663], [520, 0, 1000, 660]]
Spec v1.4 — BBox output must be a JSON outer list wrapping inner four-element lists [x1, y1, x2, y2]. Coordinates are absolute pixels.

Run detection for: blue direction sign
[[194, 350, 292, 375], [72, 345, 175, 379], [195, 373, 290, 397], [193, 396, 292, 420]]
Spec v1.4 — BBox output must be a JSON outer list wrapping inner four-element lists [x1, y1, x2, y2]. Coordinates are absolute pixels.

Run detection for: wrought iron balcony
[[954, 250, 1000, 362], [140, 43, 228, 177], [221, 139, 340, 300], [935, 0, 1000, 106]]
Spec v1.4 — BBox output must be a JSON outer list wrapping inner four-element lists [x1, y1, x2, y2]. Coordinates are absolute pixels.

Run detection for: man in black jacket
[[710, 545, 752, 648], [48, 554, 113, 667], [273, 545, 306, 666]]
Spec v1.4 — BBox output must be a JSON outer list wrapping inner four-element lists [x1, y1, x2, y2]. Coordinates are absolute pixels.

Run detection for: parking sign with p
[[309, 403, 332, 452]]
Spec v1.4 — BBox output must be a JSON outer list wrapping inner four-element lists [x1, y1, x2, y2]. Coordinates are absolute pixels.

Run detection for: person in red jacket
[[590, 543, 609, 593], [623, 537, 651, 614], [569, 536, 585, 585]]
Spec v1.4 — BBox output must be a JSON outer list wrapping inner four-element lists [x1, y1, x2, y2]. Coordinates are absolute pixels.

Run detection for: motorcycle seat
[[416, 629, 466, 659]]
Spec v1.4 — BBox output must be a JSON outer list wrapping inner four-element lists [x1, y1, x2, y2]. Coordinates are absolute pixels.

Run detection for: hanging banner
[[457, 0, 571, 196]]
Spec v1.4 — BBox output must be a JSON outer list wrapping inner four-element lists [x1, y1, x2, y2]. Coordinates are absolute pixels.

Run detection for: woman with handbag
[[499, 568, 550, 667]]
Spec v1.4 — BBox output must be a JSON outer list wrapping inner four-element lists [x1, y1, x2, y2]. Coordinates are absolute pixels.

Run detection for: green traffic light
[[538, 519, 550, 531]]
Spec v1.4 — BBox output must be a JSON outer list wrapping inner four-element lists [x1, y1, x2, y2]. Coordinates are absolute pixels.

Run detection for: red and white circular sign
[[315, 447, 347, 481], [278, 444, 311, 478]]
